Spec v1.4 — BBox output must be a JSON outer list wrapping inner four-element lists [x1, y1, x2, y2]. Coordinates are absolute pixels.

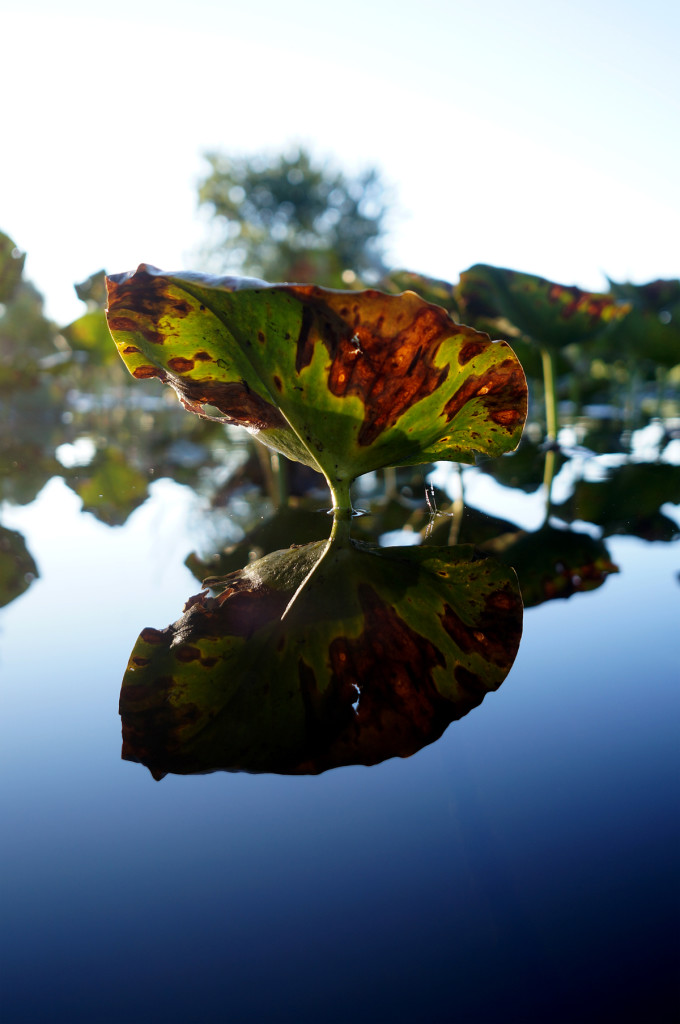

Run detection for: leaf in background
[[186, 504, 331, 583], [0, 231, 25, 303], [553, 462, 680, 542], [484, 525, 618, 607], [74, 269, 108, 310], [62, 310, 120, 366], [457, 264, 629, 349], [0, 525, 38, 608], [120, 538, 522, 777], [379, 269, 461, 318], [106, 266, 527, 504], [605, 278, 680, 369], [480, 436, 567, 494], [64, 447, 149, 526]]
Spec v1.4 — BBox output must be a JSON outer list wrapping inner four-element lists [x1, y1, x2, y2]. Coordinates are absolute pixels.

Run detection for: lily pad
[[62, 309, 120, 366], [106, 266, 527, 508], [379, 269, 461, 318], [605, 278, 680, 369], [64, 447, 149, 526], [483, 525, 619, 606], [120, 536, 523, 777], [553, 462, 680, 542], [457, 264, 629, 349], [0, 525, 38, 608]]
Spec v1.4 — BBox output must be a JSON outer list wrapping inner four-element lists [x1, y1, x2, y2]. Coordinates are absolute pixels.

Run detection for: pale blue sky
[[4, 0, 679, 324]]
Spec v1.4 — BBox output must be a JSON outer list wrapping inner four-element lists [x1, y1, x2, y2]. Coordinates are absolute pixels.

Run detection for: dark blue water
[[1, 473, 678, 1023]]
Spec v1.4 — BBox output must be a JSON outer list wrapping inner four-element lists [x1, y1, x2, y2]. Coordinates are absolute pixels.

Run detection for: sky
[[4, 0, 679, 326]]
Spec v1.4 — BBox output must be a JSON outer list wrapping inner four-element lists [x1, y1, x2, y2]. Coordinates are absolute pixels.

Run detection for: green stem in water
[[383, 466, 398, 500], [540, 344, 559, 444], [542, 447, 556, 523], [329, 511, 353, 546], [328, 477, 353, 518]]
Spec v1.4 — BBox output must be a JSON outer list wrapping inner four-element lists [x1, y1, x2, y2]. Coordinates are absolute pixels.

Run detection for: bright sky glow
[[4, 0, 679, 325]]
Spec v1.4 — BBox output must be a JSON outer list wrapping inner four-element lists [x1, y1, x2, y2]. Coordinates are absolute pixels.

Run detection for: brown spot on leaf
[[547, 282, 620, 324], [107, 265, 194, 347], [167, 376, 287, 431], [458, 339, 487, 365], [444, 356, 527, 433], [329, 583, 446, 733], [440, 585, 522, 668], [173, 645, 201, 663], [132, 365, 161, 379], [108, 315, 166, 346], [289, 287, 462, 445], [454, 665, 486, 693], [287, 286, 523, 446], [273, 375, 283, 392], [107, 265, 192, 319], [140, 627, 167, 645], [293, 299, 337, 373], [167, 356, 195, 374], [194, 351, 212, 361], [123, 345, 140, 354]]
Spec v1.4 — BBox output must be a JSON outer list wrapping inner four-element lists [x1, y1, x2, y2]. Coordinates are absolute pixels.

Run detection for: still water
[[1, 417, 678, 1022]]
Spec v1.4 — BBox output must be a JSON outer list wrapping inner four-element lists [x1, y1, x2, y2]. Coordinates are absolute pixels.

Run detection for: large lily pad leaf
[[120, 538, 522, 777], [0, 525, 38, 608], [62, 309, 120, 366], [480, 436, 567, 494], [64, 447, 149, 526], [106, 266, 527, 499], [553, 463, 680, 542], [457, 264, 629, 349], [186, 504, 331, 583], [379, 269, 461, 318], [483, 525, 618, 606], [605, 278, 680, 369]]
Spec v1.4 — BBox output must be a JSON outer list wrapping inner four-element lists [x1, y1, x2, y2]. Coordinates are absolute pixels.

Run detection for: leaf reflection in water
[[120, 535, 522, 778]]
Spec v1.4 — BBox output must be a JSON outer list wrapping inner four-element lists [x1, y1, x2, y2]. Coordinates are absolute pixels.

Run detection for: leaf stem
[[540, 344, 559, 444], [542, 447, 556, 523], [328, 477, 353, 517], [329, 512, 353, 546]]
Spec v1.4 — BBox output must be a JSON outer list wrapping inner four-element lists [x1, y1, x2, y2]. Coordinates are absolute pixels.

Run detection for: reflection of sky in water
[[1, 475, 678, 1022]]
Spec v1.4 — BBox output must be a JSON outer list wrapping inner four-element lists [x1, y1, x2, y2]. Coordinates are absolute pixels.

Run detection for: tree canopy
[[197, 147, 389, 287]]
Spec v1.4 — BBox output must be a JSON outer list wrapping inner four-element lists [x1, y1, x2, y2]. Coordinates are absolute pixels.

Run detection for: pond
[[1, 371, 678, 1022]]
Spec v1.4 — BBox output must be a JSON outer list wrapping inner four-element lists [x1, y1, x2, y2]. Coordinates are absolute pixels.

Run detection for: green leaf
[[74, 269, 108, 310], [64, 447, 149, 526], [605, 278, 680, 368], [62, 309, 120, 365], [185, 504, 331, 583], [484, 525, 619, 606], [552, 463, 680, 542], [480, 437, 567, 494], [119, 537, 523, 777], [0, 231, 25, 303], [106, 266, 527, 507], [457, 264, 630, 350], [0, 525, 38, 609], [379, 269, 461, 318]]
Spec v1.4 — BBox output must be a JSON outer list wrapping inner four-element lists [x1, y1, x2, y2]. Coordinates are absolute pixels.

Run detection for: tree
[[197, 147, 389, 287]]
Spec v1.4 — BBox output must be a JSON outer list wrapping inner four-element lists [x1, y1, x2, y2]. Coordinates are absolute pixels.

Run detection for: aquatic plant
[[106, 265, 528, 513]]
